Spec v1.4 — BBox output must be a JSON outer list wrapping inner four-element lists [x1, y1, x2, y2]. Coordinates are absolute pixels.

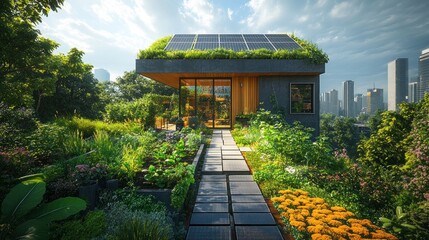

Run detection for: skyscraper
[[388, 58, 408, 111], [329, 89, 339, 115], [343, 80, 354, 117], [94, 68, 110, 82], [409, 82, 419, 103], [367, 88, 384, 114], [419, 48, 429, 100], [354, 94, 363, 115]]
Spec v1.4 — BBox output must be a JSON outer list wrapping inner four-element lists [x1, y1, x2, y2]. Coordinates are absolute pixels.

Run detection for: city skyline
[[38, 0, 429, 95]]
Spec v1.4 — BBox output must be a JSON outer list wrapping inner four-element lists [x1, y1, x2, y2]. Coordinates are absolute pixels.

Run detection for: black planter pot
[[78, 182, 98, 210]]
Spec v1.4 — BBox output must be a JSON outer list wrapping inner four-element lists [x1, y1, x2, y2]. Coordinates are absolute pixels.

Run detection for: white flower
[[285, 166, 296, 174]]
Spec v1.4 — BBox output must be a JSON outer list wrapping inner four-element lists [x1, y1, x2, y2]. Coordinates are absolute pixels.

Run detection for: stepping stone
[[186, 226, 231, 240], [222, 155, 244, 160], [196, 195, 229, 203], [234, 213, 276, 225], [204, 159, 222, 165], [239, 147, 252, 152], [229, 175, 253, 182], [222, 145, 239, 150], [222, 151, 242, 156], [223, 161, 249, 172], [230, 182, 262, 195], [231, 195, 265, 203], [193, 203, 229, 212], [198, 182, 227, 195], [201, 175, 227, 182], [235, 226, 283, 240], [202, 164, 222, 173], [206, 153, 222, 157], [210, 144, 223, 148], [213, 130, 222, 133], [190, 213, 230, 225], [232, 203, 270, 212]]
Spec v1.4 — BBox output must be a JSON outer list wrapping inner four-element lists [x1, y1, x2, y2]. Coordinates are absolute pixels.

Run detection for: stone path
[[186, 130, 284, 240]]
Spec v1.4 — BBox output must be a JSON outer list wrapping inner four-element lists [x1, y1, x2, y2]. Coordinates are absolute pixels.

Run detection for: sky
[[39, 0, 429, 99]]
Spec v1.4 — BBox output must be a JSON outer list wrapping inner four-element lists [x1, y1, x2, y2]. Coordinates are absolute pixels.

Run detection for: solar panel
[[265, 34, 294, 43], [164, 34, 301, 51], [196, 34, 219, 42], [165, 41, 194, 51], [220, 42, 248, 51], [272, 42, 301, 50], [170, 34, 196, 42], [247, 42, 275, 51], [220, 34, 244, 42], [194, 42, 219, 50], [243, 35, 268, 43]]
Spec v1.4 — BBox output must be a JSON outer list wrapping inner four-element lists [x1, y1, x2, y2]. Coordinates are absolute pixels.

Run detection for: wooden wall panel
[[232, 76, 258, 126]]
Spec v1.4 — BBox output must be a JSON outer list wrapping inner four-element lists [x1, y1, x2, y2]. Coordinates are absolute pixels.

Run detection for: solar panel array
[[164, 34, 301, 51]]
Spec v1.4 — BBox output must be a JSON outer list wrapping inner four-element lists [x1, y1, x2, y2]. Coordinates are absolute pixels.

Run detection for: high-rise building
[[367, 88, 384, 114], [94, 68, 110, 82], [320, 92, 330, 114], [329, 89, 339, 115], [388, 58, 408, 111], [354, 94, 363, 115], [419, 48, 429, 100], [409, 82, 419, 103], [343, 80, 354, 117]]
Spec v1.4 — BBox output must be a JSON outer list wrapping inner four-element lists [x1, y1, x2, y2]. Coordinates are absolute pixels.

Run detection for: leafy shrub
[[27, 123, 69, 161], [112, 216, 171, 240], [104, 94, 161, 129], [52, 210, 106, 240], [0, 103, 37, 150]]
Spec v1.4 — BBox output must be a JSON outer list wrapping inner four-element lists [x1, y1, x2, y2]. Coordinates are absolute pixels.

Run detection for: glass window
[[290, 83, 314, 113]]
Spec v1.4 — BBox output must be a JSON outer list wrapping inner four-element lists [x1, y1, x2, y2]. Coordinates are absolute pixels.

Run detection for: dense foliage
[[138, 34, 329, 64], [232, 96, 429, 239]]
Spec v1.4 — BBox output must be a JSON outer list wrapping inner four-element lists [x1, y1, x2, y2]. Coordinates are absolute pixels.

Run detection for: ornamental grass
[[272, 189, 398, 240]]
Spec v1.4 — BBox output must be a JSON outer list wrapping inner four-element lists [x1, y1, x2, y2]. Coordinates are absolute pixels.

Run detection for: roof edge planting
[[137, 34, 329, 64]]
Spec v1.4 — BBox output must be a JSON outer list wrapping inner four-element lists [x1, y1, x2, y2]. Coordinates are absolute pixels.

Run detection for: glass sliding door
[[180, 78, 231, 128], [214, 79, 231, 128], [196, 79, 214, 127]]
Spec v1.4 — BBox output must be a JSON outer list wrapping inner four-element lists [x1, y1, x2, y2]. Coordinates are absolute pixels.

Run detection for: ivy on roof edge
[[137, 35, 329, 64]]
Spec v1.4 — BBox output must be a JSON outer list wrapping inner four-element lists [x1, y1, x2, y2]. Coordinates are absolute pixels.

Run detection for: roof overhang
[[136, 59, 325, 88]]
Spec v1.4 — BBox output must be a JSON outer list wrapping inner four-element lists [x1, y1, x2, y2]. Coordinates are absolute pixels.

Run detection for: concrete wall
[[258, 76, 320, 136]]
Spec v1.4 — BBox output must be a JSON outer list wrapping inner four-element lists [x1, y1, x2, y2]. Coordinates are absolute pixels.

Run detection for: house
[[136, 34, 327, 134]]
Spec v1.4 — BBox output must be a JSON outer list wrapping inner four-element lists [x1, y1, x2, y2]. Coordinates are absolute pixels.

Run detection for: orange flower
[[311, 233, 332, 240], [350, 224, 370, 236], [347, 233, 362, 240], [293, 213, 305, 221], [330, 206, 346, 212], [307, 217, 324, 226], [371, 230, 398, 240], [290, 220, 307, 232], [327, 219, 343, 227], [338, 225, 351, 232], [279, 189, 293, 195], [330, 227, 348, 236], [300, 209, 310, 217]]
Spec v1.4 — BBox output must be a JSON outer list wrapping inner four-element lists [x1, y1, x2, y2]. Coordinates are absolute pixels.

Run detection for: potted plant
[[73, 164, 108, 209]]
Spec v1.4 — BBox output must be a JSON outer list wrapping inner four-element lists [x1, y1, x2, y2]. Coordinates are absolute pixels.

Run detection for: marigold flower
[[311, 233, 332, 240], [338, 225, 351, 232], [281, 212, 289, 218], [307, 217, 324, 226], [312, 198, 326, 204], [307, 225, 324, 234], [327, 219, 343, 227], [311, 212, 326, 220], [347, 233, 362, 240], [330, 206, 346, 212], [279, 189, 293, 195], [295, 189, 310, 196], [371, 230, 398, 240], [330, 227, 348, 236], [300, 209, 310, 217], [293, 213, 305, 221], [350, 224, 370, 236], [290, 220, 306, 232]]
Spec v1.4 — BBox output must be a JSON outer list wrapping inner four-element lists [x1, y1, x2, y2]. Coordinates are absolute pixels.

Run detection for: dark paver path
[[186, 130, 284, 240]]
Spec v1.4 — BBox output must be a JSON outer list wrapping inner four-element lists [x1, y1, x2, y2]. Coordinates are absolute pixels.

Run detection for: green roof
[[137, 34, 329, 64]]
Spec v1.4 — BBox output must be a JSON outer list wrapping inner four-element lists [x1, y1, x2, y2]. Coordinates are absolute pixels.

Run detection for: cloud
[[180, 0, 215, 30], [330, 2, 356, 18], [227, 8, 233, 20], [244, 0, 284, 31]]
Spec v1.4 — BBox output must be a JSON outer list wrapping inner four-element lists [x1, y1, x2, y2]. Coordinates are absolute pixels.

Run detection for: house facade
[[136, 34, 326, 134]]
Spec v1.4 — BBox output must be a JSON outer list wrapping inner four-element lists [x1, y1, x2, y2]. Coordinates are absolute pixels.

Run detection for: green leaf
[[401, 223, 417, 230], [14, 219, 49, 240], [28, 197, 86, 222], [1, 181, 46, 220], [379, 217, 392, 223], [396, 206, 403, 217]]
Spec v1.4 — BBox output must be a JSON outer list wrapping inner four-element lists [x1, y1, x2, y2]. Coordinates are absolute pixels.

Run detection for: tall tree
[[37, 48, 102, 120], [0, 0, 64, 107]]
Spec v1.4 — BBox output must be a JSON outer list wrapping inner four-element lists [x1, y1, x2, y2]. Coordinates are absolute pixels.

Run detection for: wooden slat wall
[[231, 76, 258, 126]]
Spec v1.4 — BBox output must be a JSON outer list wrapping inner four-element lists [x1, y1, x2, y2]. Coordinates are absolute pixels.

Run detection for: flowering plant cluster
[[272, 189, 398, 240], [73, 163, 108, 185]]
